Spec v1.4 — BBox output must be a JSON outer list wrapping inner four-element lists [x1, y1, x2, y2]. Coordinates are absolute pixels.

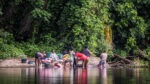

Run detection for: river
[[0, 67, 149, 84]]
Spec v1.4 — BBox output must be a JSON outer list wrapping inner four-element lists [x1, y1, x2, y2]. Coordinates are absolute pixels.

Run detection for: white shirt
[[100, 53, 107, 61], [50, 53, 58, 61]]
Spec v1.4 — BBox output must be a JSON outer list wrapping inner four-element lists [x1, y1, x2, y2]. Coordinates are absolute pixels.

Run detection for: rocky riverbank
[[0, 57, 149, 68], [0, 57, 100, 68], [0, 58, 35, 68]]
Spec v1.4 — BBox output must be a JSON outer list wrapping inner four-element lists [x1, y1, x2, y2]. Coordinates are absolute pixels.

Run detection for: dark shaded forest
[[0, 0, 150, 59]]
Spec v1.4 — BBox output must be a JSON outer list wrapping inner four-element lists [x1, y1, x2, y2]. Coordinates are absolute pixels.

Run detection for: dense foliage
[[0, 0, 149, 58]]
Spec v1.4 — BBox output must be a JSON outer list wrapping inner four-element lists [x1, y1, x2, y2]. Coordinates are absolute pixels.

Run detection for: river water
[[0, 67, 149, 84]]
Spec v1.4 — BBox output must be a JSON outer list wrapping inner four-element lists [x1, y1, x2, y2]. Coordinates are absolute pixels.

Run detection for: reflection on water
[[0, 67, 150, 84], [74, 68, 88, 84], [35, 67, 73, 84], [100, 68, 107, 84]]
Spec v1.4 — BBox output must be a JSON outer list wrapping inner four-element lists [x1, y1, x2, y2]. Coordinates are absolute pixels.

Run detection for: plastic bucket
[[21, 58, 27, 63], [28, 61, 34, 64]]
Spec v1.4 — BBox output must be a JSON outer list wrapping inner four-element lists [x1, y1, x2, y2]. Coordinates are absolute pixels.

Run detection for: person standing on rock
[[99, 50, 108, 68]]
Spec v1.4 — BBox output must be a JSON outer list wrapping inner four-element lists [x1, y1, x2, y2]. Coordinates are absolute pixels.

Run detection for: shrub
[[145, 47, 150, 58], [0, 29, 25, 59], [20, 43, 40, 57], [0, 43, 24, 59]]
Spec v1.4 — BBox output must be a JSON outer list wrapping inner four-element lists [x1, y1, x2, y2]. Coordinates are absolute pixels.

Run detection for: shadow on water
[[0, 67, 150, 84]]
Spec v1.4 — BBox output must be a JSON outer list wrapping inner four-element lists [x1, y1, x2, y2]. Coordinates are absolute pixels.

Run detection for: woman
[[35, 51, 46, 67], [74, 52, 89, 68]]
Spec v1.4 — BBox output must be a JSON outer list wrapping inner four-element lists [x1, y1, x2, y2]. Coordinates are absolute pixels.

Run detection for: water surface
[[0, 67, 149, 84]]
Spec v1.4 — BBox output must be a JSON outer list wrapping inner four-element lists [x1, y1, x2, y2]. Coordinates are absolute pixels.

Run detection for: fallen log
[[126, 56, 137, 60], [113, 54, 132, 64]]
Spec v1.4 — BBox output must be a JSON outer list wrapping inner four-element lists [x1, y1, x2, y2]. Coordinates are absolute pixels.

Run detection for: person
[[63, 49, 75, 67], [82, 46, 92, 59], [99, 50, 108, 68], [50, 50, 59, 62], [75, 52, 89, 68], [35, 51, 46, 67], [50, 50, 63, 68], [68, 49, 75, 64], [82, 46, 92, 67], [62, 49, 68, 55], [41, 56, 52, 64]]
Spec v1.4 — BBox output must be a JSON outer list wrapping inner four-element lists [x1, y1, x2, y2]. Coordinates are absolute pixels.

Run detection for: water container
[[28, 61, 34, 64], [21, 58, 27, 63]]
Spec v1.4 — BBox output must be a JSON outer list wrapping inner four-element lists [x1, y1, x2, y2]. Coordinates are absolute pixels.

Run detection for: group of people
[[35, 46, 108, 69]]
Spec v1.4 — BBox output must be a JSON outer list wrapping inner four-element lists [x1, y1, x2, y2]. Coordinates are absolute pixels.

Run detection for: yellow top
[[63, 54, 69, 60]]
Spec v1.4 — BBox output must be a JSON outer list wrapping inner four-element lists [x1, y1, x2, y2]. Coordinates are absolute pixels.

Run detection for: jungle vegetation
[[0, 0, 149, 59]]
